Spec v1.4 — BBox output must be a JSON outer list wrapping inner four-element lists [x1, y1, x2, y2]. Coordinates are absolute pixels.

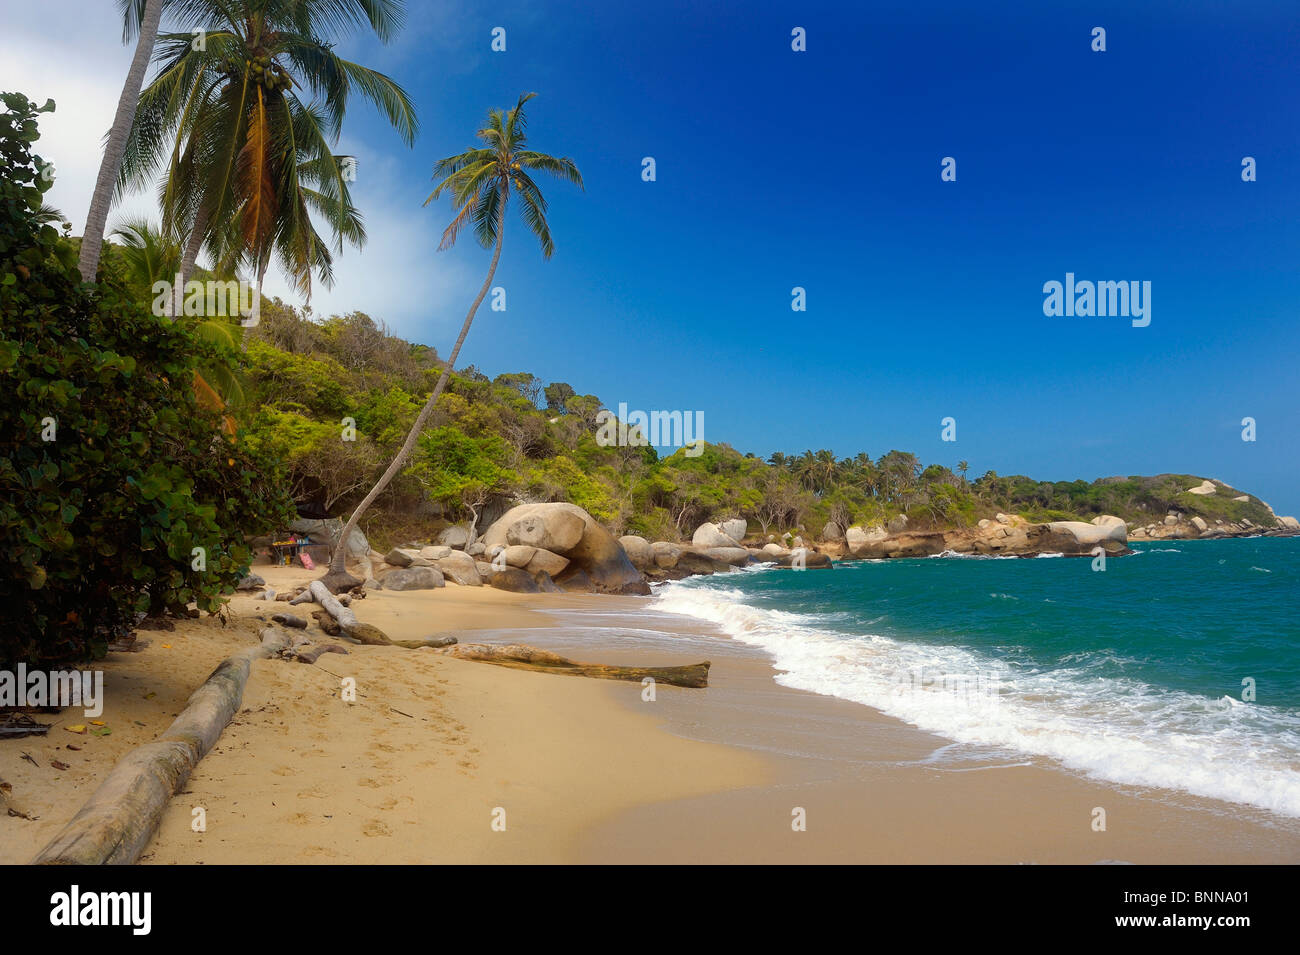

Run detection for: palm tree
[[115, 0, 414, 296], [109, 217, 246, 427], [958, 460, 969, 487], [326, 92, 582, 579], [34, 203, 68, 227], [814, 449, 837, 492], [77, 0, 165, 282]]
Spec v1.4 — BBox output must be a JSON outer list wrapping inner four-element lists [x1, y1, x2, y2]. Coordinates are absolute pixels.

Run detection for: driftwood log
[[306, 580, 445, 649], [432, 643, 710, 688], [286, 644, 350, 664], [31, 627, 293, 865]]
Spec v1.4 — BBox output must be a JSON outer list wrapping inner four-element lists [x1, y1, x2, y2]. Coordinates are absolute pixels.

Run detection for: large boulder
[[435, 551, 482, 586], [489, 568, 540, 593], [1090, 515, 1126, 528], [420, 545, 453, 561], [384, 547, 414, 568], [650, 541, 681, 569], [619, 535, 654, 571], [822, 521, 845, 542], [719, 518, 748, 543], [692, 522, 741, 548], [703, 546, 750, 566], [845, 525, 887, 557], [1280, 516, 1300, 530], [500, 509, 585, 553], [1187, 480, 1217, 495], [437, 525, 472, 548], [1046, 520, 1129, 554], [289, 518, 369, 559], [771, 550, 833, 569], [503, 545, 537, 568], [554, 566, 594, 592], [382, 566, 445, 591], [525, 548, 570, 577], [482, 503, 641, 593]]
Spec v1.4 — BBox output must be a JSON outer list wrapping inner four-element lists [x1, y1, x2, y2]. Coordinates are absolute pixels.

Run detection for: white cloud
[[0, 1, 469, 340]]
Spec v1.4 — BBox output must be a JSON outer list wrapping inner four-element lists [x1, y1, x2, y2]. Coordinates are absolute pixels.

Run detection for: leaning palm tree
[[77, 0, 165, 282], [115, 0, 413, 296], [325, 92, 582, 580]]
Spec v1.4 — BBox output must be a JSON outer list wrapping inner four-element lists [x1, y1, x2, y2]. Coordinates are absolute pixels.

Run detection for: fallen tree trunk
[[288, 644, 349, 664], [32, 627, 292, 865], [432, 643, 710, 688], [306, 580, 446, 649]]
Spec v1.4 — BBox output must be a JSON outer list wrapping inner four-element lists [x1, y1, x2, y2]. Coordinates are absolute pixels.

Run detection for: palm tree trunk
[[328, 226, 506, 575], [179, 207, 207, 286], [77, 0, 164, 283]]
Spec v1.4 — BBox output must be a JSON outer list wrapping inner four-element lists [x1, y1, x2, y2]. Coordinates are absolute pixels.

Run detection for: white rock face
[[995, 513, 1011, 524], [1233, 495, 1250, 502], [719, 518, 748, 543], [1048, 521, 1128, 546], [845, 526, 888, 556], [1164, 515, 1179, 525], [1187, 480, 1217, 495], [1090, 515, 1126, 527], [1279, 516, 1300, 529], [693, 522, 741, 548], [1191, 516, 1208, 532]]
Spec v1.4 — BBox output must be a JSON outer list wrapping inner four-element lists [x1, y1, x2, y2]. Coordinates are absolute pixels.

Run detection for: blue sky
[[5, 0, 1300, 512]]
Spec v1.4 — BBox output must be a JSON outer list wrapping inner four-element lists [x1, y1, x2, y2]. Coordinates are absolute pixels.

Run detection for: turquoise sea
[[652, 537, 1300, 817]]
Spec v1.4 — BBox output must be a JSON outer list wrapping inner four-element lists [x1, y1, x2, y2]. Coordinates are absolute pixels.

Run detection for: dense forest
[[224, 297, 1280, 548]]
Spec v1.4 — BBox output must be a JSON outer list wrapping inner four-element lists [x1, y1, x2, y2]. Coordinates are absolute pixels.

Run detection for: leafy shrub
[[0, 92, 293, 667]]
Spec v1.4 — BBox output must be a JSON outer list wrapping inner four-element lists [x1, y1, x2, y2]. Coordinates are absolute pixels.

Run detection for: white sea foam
[[652, 580, 1300, 818]]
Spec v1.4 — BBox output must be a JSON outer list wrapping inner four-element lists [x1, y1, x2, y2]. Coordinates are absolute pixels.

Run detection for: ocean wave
[[652, 581, 1300, 818]]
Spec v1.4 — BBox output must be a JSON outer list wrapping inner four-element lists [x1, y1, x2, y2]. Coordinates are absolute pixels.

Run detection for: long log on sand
[[32, 627, 293, 865], [306, 580, 445, 649], [432, 643, 710, 688]]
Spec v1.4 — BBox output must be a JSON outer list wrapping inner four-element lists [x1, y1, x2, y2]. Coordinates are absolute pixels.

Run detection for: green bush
[[0, 92, 293, 667]]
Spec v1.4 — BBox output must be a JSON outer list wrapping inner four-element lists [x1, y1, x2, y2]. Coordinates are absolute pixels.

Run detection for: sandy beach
[[4, 564, 1299, 864]]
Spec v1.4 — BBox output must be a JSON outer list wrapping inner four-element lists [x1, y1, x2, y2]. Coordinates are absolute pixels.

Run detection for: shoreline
[[4, 563, 1297, 864], [517, 591, 1300, 864]]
